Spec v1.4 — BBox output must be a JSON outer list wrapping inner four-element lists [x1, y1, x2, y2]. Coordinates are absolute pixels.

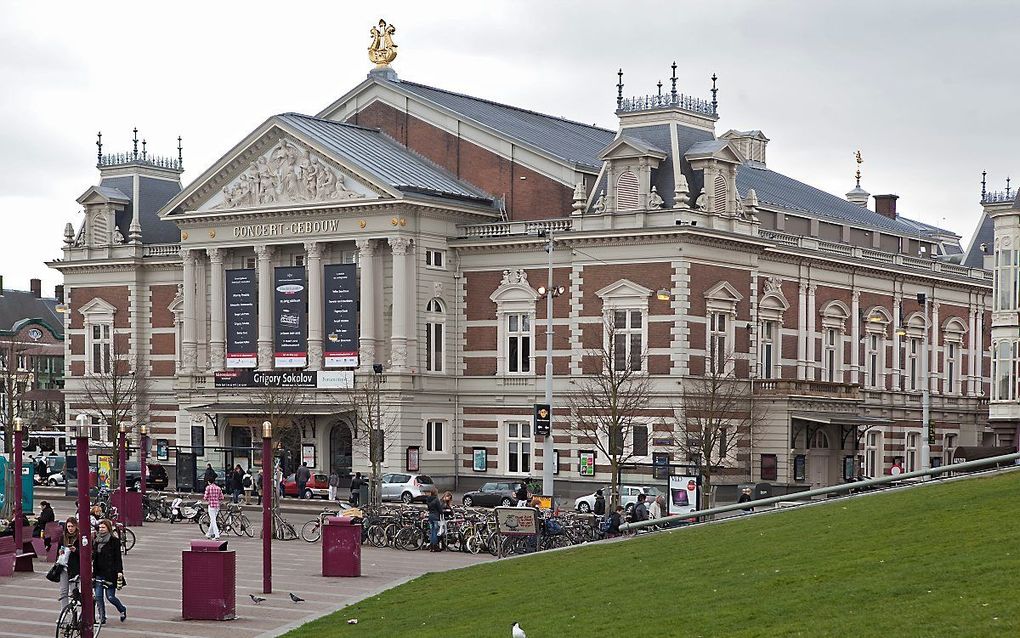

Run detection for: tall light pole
[[139, 425, 148, 497], [261, 420, 273, 594], [12, 417, 23, 558], [536, 232, 564, 505], [75, 414, 95, 638], [118, 422, 127, 514]]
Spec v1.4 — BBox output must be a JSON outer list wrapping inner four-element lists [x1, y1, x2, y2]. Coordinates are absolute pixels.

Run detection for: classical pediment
[[599, 136, 668, 162], [198, 136, 380, 212]]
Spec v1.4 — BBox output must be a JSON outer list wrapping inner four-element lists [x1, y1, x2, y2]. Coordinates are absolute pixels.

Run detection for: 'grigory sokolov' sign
[[233, 219, 342, 238]]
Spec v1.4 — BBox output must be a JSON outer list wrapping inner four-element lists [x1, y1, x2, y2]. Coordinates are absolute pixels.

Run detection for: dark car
[[124, 461, 170, 491], [462, 481, 520, 508]]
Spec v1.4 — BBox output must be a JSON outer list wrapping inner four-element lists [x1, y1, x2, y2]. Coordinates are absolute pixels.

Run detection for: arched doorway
[[329, 421, 354, 478]]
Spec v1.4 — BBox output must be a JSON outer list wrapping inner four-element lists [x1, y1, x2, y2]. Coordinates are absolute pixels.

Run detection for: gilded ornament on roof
[[368, 19, 398, 67]]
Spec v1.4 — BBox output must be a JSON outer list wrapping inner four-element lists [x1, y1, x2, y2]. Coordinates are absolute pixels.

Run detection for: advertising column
[[274, 266, 308, 368], [323, 264, 360, 367], [225, 269, 258, 368]]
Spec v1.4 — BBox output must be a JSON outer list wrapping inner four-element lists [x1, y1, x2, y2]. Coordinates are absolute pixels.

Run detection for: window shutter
[[616, 171, 639, 210]]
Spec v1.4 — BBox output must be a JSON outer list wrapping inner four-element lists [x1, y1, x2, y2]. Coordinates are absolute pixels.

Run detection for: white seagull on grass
[[512, 621, 527, 638]]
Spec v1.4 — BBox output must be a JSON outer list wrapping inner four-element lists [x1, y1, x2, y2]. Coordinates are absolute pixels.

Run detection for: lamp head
[[262, 420, 273, 438], [119, 422, 127, 434], [140, 424, 148, 437], [13, 416, 23, 433], [895, 326, 907, 337], [75, 415, 89, 439]]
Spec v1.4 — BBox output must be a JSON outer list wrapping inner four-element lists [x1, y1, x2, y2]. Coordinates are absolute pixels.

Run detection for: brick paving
[[0, 515, 491, 638]]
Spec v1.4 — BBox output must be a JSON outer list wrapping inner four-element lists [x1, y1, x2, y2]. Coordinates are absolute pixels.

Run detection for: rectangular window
[[506, 314, 532, 374], [908, 338, 920, 391], [425, 248, 445, 269], [192, 425, 206, 457], [864, 430, 882, 477], [506, 422, 532, 474], [612, 309, 644, 372], [245, 257, 256, 270], [88, 323, 113, 374], [905, 432, 919, 472], [293, 254, 305, 267], [425, 420, 445, 453], [760, 321, 775, 379], [632, 424, 648, 457], [946, 342, 958, 394], [718, 427, 728, 461], [761, 454, 778, 481], [710, 312, 727, 374], [866, 333, 883, 389], [823, 328, 840, 383], [425, 320, 444, 372]]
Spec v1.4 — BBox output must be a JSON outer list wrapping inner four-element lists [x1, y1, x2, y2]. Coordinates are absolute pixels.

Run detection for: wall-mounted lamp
[[656, 288, 671, 301], [538, 285, 566, 298]]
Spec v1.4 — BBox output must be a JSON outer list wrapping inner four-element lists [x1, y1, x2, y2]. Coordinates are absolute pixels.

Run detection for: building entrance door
[[808, 429, 833, 487], [329, 422, 353, 478]]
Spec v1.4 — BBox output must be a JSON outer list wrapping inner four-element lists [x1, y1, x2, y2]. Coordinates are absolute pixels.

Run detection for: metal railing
[[621, 451, 1020, 531]]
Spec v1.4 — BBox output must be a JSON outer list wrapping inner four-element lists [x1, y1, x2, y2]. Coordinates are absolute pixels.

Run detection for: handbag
[[45, 563, 64, 583], [117, 573, 127, 590]]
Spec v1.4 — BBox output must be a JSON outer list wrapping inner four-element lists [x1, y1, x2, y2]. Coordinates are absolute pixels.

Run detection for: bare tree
[[0, 335, 31, 454], [248, 386, 303, 509], [567, 319, 652, 509], [672, 349, 761, 510], [342, 372, 399, 506], [77, 352, 150, 487]]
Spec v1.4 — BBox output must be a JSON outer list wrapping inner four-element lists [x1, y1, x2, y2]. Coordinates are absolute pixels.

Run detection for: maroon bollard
[[111, 491, 143, 526], [322, 516, 361, 577], [182, 539, 236, 620]]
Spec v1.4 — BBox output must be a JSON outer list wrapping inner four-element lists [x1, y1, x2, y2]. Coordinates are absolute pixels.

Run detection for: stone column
[[797, 283, 807, 380], [968, 307, 978, 395], [207, 248, 226, 371], [807, 284, 817, 380], [305, 241, 324, 371], [976, 307, 985, 395], [930, 301, 941, 393], [389, 236, 412, 371], [181, 248, 198, 373], [851, 290, 860, 384], [356, 239, 378, 369], [255, 244, 275, 370], [891, 297, 901, 390]]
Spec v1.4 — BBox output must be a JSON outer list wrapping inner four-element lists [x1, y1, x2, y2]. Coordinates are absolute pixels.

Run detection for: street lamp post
[[118, 422, 127, 514], [261, 420, 272, 594], [536, 233, 565, 506], [75, 414, 95, 638], [12, 417, 24, 559], [139, 425, 148, 497]]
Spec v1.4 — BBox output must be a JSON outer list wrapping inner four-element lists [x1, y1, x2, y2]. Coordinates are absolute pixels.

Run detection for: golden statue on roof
[[369, 19, 398, 67]]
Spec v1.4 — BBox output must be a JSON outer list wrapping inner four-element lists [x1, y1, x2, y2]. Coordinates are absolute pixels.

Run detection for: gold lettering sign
[[232, 219, 343, 239]]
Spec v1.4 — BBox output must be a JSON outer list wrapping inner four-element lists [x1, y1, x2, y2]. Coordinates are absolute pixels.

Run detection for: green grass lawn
[[285, 471, 1020, 638]]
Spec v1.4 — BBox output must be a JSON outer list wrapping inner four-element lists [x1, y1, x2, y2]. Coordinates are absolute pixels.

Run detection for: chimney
[[30, 278, 41, 298], [55, 285, 64, 303], [874, 194, 899, 219]]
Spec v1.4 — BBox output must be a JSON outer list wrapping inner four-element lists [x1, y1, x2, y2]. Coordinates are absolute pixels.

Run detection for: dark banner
[[274, 266, 307, 367], [323, 263, 359, 367], [213, 369, 353, 389], [226, 269, 258, 368]]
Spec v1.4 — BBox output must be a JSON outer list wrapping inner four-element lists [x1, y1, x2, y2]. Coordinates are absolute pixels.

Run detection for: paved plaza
[[0, 516, 491, 638]]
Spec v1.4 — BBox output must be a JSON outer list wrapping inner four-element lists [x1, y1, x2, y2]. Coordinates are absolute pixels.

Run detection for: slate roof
[[687, 139, 733, 157], [100, 175, 183, 245], [0, 289, 62, 338], [962, 212, 993, 268], [605, 135, 668, 158], [736, 164, 946, 237], [279, 113, 493, 204], [383, 79, 617, 172], [93, 186, 129, 202]]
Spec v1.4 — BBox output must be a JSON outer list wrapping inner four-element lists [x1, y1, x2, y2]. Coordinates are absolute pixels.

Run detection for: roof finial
[[177, 136, 183, 169], [670, 61, 678, 101], [1007, 176, 1012, 198], [710, 73, 718, 113], [96, 131, 103, 164], [368, 19, 398, 68], [854, 149, 863, 187], [132, 127, 138, 159], [141, 139, 147, 160], [981, 170, 987, 199], [657, 80, 663, 98], [616, 69, 624, 109]]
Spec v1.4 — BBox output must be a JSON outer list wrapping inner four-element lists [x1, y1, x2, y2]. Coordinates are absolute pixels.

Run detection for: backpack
[[242, 475, 252, 489]]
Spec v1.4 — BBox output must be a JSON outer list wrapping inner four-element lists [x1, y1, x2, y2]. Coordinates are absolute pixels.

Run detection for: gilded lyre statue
[[368, 19, 398, 67]]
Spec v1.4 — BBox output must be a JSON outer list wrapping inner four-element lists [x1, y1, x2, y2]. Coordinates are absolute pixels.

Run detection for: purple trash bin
[[322, 516, 361, 577], [182, 539, 235, 620]]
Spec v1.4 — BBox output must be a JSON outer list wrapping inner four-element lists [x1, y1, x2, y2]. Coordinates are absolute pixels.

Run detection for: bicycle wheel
[[300, 520, 322, 543], [367, 525, 387, 548], [197, 513, 209, 535], [55, 603, 80, 638], [121, 528, 136, 553], [239, 515, 254, 538], [393, 526, 415, 550]]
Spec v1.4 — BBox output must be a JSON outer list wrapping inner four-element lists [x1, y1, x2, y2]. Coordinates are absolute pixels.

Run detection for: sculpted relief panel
[[209, 139, 375, 210]]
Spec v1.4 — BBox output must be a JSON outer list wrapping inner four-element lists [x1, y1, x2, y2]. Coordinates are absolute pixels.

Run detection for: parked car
[[380, 473, 435, 503], [47, 471, 67, 487], [462, 481, 521, 507], [574, 485, 663, 513], [282, 471, 330, 499], [123, 461, 170, 491]]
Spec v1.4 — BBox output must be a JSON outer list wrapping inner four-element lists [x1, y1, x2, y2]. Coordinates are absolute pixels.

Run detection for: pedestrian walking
[[426, 488, 442, 552], [296, 462, 311, 499], [738, 487, 754, 514], [230, 465, 244, 504], [252, 467, 262, 505], [649, 494, 665, 520], [34, 500, 55, 539], [203, 476, 223, 540], [275, 464, 285, 499], [203, 463, 217, 485], [350, 472, 364, 505], [242, 469, 254, 505], [328, 469, 339, 502], [631, 493, 649, 525], [56, 516, 81, 612], [606, 506, 624, 537], [515, 479, 530, 507], [93, 519, 127, 624], [592, 489, 606, 516]]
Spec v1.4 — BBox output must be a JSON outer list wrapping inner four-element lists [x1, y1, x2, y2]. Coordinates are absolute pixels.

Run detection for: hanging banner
[[274, 266, 307, 367], [226, 269, 258, 368], [668, 474, 699, 516], [323, 263, 359, 368]]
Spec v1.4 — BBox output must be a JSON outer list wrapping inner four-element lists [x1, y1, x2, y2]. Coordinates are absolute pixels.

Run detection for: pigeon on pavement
[[250, 594, 266, 605], [289, 592, 305, 603], [512, 621, 526, 638]]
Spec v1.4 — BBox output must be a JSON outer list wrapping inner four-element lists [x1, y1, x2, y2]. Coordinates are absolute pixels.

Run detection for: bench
[[0, 532, 38, 576], [30, 522, 62, 562]]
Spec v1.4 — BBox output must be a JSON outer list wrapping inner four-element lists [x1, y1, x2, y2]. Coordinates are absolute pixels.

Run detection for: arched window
[[713, 175, 727, 213], [616, 171, 639, 210], [425, 298, 445, 373]]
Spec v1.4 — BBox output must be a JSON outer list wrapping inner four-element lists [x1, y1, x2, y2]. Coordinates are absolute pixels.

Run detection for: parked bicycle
[[300, 507, 341, 543]]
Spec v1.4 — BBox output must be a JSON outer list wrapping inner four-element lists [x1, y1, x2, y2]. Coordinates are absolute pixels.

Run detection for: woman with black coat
[[93, 519, 127, 624], [57, 516, 81, 612]]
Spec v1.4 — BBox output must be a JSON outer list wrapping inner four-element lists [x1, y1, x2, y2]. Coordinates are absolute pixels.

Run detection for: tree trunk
[[609, 459, 620, 509]]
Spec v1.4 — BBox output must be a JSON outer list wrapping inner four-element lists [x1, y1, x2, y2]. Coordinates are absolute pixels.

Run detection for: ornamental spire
[[854, 149, 863, 187], [617, 68, 624, 109]]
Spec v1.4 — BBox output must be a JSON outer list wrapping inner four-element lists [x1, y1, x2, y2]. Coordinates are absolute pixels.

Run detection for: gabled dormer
[[597, 136, 668, 213], [76, 185, 130, 247], [684, 139, 745, 215]]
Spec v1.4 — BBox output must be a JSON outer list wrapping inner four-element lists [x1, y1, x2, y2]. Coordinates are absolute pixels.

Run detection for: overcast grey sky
[[1, 0, 1015, 293]]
